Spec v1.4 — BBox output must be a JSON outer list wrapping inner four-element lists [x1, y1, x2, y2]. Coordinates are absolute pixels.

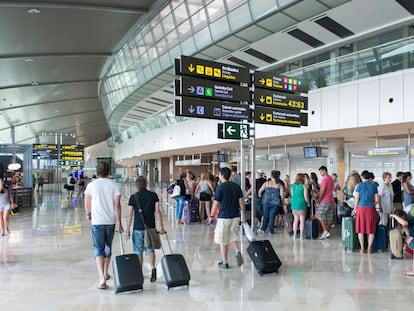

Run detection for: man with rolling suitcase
[[126, 176, 166, 283], [208, 167, 246, 269], [84, 161, 123, 289]]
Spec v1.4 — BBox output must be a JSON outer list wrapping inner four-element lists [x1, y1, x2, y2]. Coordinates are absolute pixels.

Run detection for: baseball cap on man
[[257, 169, 264, 174]]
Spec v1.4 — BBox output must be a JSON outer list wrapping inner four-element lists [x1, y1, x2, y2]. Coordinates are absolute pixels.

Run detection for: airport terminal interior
[[2, 0, 414, 309]]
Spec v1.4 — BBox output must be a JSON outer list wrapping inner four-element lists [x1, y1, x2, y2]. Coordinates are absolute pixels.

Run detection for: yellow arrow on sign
[[259, 78, 265, 85], [259, 96, 265, 103], [260, 113, 265, 120], [188, 64, 195, 72]]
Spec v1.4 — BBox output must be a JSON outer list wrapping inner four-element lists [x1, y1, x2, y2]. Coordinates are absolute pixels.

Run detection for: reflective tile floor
[[2, 189, 414, 311]]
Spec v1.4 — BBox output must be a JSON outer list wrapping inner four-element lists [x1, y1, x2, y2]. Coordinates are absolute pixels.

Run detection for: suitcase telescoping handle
[[118, 232, 125, 255], [160, 232, 173, 256]]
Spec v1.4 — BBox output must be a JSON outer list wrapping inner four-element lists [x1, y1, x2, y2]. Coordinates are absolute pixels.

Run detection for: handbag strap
[[135, 193, 148, 229]]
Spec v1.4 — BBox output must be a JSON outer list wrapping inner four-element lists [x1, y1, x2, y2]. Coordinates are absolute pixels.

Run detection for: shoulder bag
[[135, 194, 161, 249], [170, 184, 181, 198]]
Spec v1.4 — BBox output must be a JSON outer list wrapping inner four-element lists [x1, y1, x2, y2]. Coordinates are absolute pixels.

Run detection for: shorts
[[0, 204, 11, 211], [131, 229, 154, 256], [214, 217, 240, 245], [317, 202, 335, 223], [91, 224, 115, 258], [67, 185, 75, 191], [199, 192, 212, 202]]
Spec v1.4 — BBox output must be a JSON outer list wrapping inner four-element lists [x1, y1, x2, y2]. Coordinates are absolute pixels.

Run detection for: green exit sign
[[223, 122, 250, 139]]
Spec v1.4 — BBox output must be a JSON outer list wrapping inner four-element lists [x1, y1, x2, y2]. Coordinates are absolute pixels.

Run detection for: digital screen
[[217, 154, 226, 162], [303, 147, 318, 158]]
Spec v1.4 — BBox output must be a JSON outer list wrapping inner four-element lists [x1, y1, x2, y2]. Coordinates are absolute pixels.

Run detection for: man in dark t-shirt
[[209, 167, 246, 269], [392, 171, 403, 211], [126, 176, 166, 282]]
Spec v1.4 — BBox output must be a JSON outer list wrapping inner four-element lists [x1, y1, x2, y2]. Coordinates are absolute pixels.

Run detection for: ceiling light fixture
[[31, 82, 39, 86], [8, 163, 21, 171], [27, 8, 40, 14], [24, 58, 34, 62]]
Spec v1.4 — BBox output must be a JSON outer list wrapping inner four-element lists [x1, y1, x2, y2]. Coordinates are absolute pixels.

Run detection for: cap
[[257, 169, 264, 174]]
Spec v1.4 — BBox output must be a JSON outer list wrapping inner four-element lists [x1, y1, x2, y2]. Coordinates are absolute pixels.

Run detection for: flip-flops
[[98, 283, 108, 289], [403, 270, 414, 276]]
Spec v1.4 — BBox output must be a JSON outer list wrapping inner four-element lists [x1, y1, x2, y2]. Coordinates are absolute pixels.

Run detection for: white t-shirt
[[84, 178, 121, 225], [378, 182, 394, 213]]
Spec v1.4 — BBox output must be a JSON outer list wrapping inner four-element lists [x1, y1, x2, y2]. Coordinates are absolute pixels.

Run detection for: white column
[[327, 137, 345, 197]]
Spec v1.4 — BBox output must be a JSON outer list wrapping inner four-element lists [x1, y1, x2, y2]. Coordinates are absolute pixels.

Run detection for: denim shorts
[[91, 225, 115, 258], [132, 230, 154, 256], [0, 204, 11, 211]]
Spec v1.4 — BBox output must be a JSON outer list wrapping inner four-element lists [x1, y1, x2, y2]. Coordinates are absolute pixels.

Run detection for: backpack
[[70, 177, 75, 185]]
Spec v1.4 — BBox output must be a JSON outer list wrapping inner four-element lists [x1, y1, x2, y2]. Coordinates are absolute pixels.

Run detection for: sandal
[[98, 283, 108, 289], [105, 274, 111, 281], [403, 270, 414, 276]]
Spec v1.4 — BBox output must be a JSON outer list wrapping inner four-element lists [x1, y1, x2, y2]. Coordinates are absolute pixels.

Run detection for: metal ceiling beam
[[0, 2, 147, 14], [0, 53, 111, 60], [0, 97, 99, 112], [0, 79, 99, 91]]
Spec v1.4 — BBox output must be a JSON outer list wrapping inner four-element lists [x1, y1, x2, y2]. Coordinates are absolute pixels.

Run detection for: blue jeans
[[175, 195, 186, 221], [91, 224, 115, 257], [261, 204, 278, 234]]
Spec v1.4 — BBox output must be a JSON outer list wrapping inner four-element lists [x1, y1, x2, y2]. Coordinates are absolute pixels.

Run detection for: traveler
[[126, 176, 166, 282], [391, 171, 404, 211], [84, 161, 123, 289], [0, 179, 14, 235], [174, 172, 187, 225], [377, 172, 393, 227], [258, 170, 284, 234], [317, 166, 335, 239], [208, 167, 246, 269], [291, 173, 310, 240], [353, 170, 379, 254]]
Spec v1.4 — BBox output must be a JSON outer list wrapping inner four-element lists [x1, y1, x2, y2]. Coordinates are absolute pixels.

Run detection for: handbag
[[170, 184, 181, 198], [135, 194, 161, 249]]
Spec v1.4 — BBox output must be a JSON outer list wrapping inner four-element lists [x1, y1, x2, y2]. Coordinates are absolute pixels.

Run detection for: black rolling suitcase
[[113, 233, 144, 294], [161, 233, 191, 290], [305, 202, 319, 239], [247, 239, 282, 276]]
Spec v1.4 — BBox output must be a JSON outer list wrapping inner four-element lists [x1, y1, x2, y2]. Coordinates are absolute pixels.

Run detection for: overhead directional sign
[[176, 76, 250, 103], [254, 71, 308, 93], [176, 97, 250, 122], [255, 88, 308, 110], [222, 122, 250, 139], [254, 106, 308, 127], [176, 55, 251, 84]]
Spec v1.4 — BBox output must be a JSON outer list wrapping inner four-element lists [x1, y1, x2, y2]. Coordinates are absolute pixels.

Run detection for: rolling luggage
[[344, 217, 360, 251], [183, 199, 200, 224], [389, 217, 403, 259], [305, 202, 319, 239], [113, 233, 144, 294], [161, 233, 191, 290], [247, 239, 282, 276], [285, 213, 294, 235], [372, 224, 388, 251]]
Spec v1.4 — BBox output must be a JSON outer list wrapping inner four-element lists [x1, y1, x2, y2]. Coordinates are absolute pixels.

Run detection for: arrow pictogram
[[260, 113, 265, 120], [188, 86, 195, 93], [188, 64, 195, 72], [259, 96, 265, 103], [226, 125, 236, 136], [259, 78, 265, 85], [188, 105, 195, 113]]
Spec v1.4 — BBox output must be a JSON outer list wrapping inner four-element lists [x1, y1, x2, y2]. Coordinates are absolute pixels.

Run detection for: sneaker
[[299, 236, 304, 241], [218, 261, 229, 269], [257, 229, 264, 234], [150, 268, 157, 282], [293, 235, 297, 240], [235, 252, 244, 267], [319, 231, 330, 239]]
